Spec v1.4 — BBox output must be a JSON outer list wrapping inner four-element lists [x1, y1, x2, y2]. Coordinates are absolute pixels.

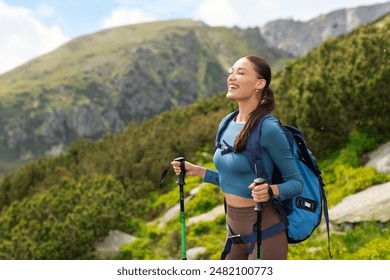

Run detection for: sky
[[0, 0, 388, 75]]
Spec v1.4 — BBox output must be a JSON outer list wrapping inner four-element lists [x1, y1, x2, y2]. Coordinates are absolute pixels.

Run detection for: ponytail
[[234, 87, 275, 152]]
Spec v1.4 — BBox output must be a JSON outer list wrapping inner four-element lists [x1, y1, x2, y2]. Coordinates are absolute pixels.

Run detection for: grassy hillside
[[0, 20, 203, 97], [0, 15, 389, 260]]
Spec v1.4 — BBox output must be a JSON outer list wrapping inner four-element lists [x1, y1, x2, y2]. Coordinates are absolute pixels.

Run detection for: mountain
[[261, 1, 390, 56], [0, 20, 292, 173], [0, 3, 389, 174], [0, 19, 291, 173]]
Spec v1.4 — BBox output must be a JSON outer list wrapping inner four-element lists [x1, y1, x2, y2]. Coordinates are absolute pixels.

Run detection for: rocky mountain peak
[[260, 1, 390, 56]]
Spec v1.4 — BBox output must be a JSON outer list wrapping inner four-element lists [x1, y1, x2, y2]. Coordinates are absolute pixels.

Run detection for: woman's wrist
[[196, 166, 207, 179], [270, 184, 280, 196]]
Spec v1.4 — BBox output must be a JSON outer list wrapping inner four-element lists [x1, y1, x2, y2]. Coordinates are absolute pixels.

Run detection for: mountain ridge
[[260, 1, 390, 56], [0, 19, 291, 172]]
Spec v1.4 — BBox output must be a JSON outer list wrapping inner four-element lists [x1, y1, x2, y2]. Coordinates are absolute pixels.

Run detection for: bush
[[274, 21, 390, 157], [0, 175, 130, 259]]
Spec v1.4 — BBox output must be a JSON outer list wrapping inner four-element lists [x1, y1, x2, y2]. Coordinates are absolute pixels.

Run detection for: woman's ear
[[256, 79, 266, 90]]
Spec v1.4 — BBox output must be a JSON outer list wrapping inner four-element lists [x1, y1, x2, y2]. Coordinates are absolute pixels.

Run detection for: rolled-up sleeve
[[203, 168, 220, 186]]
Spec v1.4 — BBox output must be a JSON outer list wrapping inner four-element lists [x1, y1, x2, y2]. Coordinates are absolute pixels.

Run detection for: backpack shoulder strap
[[242, 113, 274, 178], [215, 110, 239, 152]]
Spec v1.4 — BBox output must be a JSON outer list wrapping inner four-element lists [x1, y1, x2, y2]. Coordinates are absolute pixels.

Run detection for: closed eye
[[228, 68, 247, 75]]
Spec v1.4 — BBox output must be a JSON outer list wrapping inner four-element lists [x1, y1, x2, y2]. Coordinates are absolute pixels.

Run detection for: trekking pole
[[254, 177, 267, 260], [175, 156, 187, 260]]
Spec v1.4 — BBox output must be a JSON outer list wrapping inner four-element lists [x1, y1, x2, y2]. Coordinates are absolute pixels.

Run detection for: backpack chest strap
[[216, 140, 235, 155]]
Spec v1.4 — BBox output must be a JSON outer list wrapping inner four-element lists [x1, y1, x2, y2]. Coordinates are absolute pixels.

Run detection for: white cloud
[[0, 1, 69, 75], [194, 0, 240, 26], [102, 7, 155, 29]]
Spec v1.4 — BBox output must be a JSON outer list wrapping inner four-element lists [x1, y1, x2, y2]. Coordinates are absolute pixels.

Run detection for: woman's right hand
[[170, 160, 206, 178]]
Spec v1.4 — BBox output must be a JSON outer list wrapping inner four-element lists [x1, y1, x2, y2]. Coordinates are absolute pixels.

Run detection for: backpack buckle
[[228, 234, 244, 244], [221, 140, 234, 155]]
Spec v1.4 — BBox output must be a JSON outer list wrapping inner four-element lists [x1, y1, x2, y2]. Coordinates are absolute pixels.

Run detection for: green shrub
[[0, 175, 130, 259], [274, 20, 390, 157], [185, 184, 224, 217], [334, 222, 390, 260]]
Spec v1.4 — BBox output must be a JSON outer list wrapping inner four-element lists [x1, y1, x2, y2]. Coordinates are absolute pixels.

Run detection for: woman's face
[[226, 57, 264, 101]]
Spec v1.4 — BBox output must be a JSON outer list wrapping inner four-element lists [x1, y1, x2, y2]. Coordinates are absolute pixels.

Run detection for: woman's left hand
[[248, 182, 270, 203]]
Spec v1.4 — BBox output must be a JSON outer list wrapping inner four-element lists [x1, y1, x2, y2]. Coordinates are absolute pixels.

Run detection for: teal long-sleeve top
[[204, 115, 303, 201]]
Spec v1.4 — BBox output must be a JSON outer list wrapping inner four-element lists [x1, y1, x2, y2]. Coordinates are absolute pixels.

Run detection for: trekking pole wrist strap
[[268, 185, 275, 198]]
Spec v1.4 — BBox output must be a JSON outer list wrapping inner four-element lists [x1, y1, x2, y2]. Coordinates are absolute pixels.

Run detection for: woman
[[171, 55, 303, 260]]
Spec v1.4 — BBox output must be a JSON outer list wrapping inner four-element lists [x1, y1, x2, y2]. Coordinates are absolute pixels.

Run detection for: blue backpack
[[215, 110, 331, 257]]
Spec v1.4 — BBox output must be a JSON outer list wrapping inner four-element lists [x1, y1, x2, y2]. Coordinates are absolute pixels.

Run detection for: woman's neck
[[235, 112, 248, 124], [236, 102, 257, 123]]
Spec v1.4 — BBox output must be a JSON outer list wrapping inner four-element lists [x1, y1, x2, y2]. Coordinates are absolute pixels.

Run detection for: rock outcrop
[[330, 140, 390, 226], [329, 181, 390, 225], [365, 141, 390, 174], [260, 2, 390, 56], [94, 230, 136, 259]]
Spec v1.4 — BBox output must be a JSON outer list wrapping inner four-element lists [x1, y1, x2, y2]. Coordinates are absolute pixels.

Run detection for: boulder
[[94, 230, 136, 258], [329, 181, 390, 225], [188, 204, 225, 226], [365, 141, 390, 174], [186, 247, 207, 260]]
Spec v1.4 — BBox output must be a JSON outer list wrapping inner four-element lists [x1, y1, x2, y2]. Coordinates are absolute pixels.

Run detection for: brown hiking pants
[[224, 202, 288, 260]]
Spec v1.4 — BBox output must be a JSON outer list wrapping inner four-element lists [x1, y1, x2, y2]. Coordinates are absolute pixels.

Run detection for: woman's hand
[[249, 183, 280, 203], [248, 182, 270, 203], [170, 160, 206, 179]]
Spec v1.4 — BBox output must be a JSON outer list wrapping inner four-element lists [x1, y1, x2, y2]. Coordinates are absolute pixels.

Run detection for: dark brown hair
[[234, 56, 275, 152]]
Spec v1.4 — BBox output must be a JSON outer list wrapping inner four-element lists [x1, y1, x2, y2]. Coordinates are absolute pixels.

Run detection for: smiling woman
[[226, 58, 267, 108], [171, 55, 303, 260]]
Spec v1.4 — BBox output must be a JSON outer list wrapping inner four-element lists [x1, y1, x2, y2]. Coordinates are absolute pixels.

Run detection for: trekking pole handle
[[254, 177, 267, 212], [175, 157, 186, 185]]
